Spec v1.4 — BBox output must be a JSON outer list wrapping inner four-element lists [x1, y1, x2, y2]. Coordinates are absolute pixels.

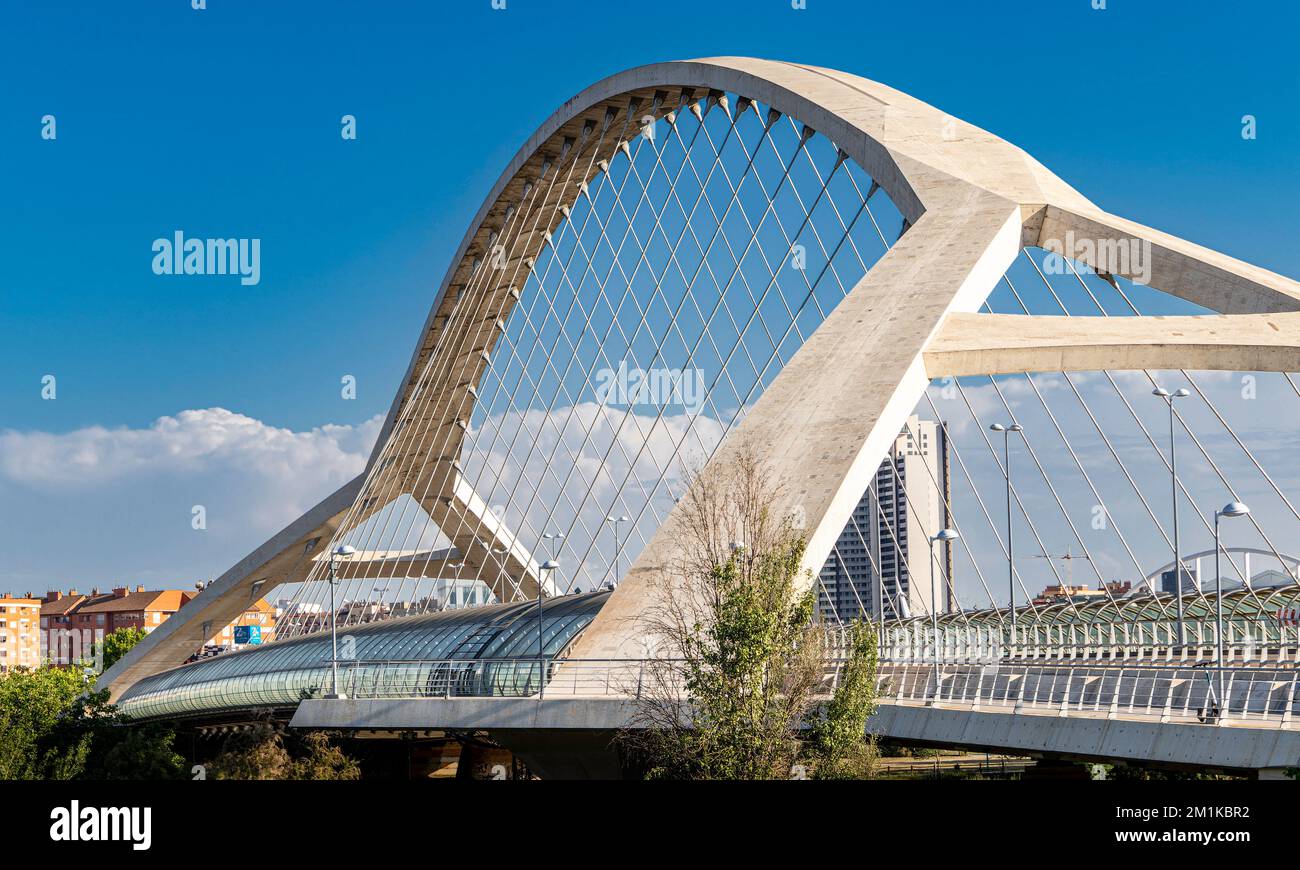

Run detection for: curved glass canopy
[[116, 591, 609, 720]]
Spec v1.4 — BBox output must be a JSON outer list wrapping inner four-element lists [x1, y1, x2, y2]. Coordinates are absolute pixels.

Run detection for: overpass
[[112, 587, 1300, 777], [98, 57, 1300, 777]]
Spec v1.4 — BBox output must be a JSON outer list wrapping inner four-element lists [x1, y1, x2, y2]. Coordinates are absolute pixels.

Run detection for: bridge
[[99, 58, 1300, 778]]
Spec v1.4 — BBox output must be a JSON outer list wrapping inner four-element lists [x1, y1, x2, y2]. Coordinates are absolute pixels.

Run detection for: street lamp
[[605, 515, 630, 585], [327, 544, 356, 699], [542, 531, 565, 560], [1153, 386, 1191, 646], [990, 422, 1023, 643], [538, 560, 560, 698], [1214, 501, 1250, 719], [928, 529, 959, 675]]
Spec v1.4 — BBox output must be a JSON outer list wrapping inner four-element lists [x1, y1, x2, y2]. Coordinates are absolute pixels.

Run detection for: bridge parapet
[[119, 649, 1300, 735]]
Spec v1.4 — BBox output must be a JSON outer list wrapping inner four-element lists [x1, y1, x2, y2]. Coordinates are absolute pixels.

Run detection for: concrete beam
[[293, 697, 635, 778], [98, 475, 363, 699], [871, 702, 1300, 772], [292, 694, 1300, 775], [291, 696, 637, 732], [421, 471, 552, 601], [327, 470, 551, 600], [1035, 205, 1300, 314], [925, 311, 1300, 377]]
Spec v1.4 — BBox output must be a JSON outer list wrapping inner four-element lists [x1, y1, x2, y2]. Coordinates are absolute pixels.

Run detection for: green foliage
[[628, 450, 879, 780], [92, 722, 186, 780], [0, 666, 95, 779], [807, 623, 879, 780], [1100, 763, 1245, 781], [101, 626, 148, 670], [670, 542, 820, 780], [0, 665, 185, 780]]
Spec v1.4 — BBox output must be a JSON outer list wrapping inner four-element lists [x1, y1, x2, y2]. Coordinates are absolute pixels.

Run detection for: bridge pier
[[1257, 767, 1293, 780], [490, 730, 625, 780], [291, 697, 637, 779]]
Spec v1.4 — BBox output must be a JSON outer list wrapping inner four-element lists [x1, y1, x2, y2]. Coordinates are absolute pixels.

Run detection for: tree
[[207, 721, 360, 780], [0, 666, 95, 779], [92, 721, 186, 780], [101, 626, 148, 670], [207, 721, 293, 780], [625, 448, 879, 780], [0, 665, 185, 780], [290, 731, 361, 780]]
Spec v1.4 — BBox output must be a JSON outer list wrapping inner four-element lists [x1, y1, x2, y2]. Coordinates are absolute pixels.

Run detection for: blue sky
[[1, 0, 1298, 596]]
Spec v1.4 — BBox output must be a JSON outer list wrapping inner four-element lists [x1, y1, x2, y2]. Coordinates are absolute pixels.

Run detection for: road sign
[[234, 625, 262, 645]]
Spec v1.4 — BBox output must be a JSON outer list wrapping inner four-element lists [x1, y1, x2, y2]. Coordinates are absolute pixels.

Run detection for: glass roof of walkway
[[116, 591, 610, 720], [892, 586, 1300, 629]]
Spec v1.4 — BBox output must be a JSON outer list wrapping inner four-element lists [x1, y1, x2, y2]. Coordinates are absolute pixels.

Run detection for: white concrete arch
[[1144, 547, 1300, 586], [100, 57, 1300, 696]]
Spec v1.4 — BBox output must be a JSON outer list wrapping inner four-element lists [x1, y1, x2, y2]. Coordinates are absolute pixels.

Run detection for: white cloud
[[0, 408, 378, 491], [326, 401, 729, 599], [0, 409, 382, 594]]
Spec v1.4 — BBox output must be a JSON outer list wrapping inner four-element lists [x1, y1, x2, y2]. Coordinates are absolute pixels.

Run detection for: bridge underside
[[285, 695, 1300, 778], [871, 703, 1300, 777]]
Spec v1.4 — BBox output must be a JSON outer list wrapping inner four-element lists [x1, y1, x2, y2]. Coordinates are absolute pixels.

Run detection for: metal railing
[[880, 661, 1300, 728], [336, 657, 655, 700], [339, 657, 1300, 730], [115, 653, 1300, 733], [878, 622, 1300, 665]]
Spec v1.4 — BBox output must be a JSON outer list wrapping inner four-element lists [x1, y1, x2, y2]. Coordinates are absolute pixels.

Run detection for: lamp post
[[1153, 386, 1191, 646], [990, 422, 1023, 645], [605, 515, 630, 586], [928, 529, 959, 675], [1214, 501, 1250, 719], [542, 531, 565, 561], [480, 541, 509, 596], [327, 544, 356, 699], [542, 532, 565, 591], [538, 560, 559, 699]]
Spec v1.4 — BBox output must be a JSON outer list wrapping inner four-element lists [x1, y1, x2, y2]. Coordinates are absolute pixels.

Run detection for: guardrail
[[336, 657, 656, 700], [337, 657, 1300, 729], [881, 661, 1300, 728], [876, 615, 1300, 663], [878, 640, 1300, 665], [115, 653, 1300, 732]]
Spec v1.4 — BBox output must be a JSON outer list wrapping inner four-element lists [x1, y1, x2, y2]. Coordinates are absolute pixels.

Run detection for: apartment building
[[0, 595, 41, 672], [818, 415, 952, 623]]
